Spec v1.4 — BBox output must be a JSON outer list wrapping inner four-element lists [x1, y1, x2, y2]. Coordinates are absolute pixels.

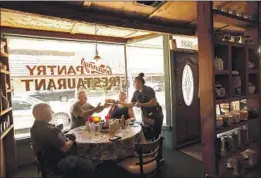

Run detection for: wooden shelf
[[0, 69, 10, 75], [6, 89, 11, 93], [0, 51, 8, 58], [248, 69, 259, 74], [214, 40, 258, 48], [248, 94, 259, 98], [0, 124, 14, 140], [216, 98, 230, 104], [216, 118, 258, 134], [216, 96, 247, 104], [215, 70, 229, 75], [0, 108, 12, 117], [230, 96, 247, 102], [213, 9, 258, 28]]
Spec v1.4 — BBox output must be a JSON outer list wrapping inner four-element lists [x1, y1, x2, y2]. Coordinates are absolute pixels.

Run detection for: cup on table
[[85, 121, 90, 131]]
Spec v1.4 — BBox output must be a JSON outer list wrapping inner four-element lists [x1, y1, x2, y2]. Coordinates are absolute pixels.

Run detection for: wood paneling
[[148, 2, 196, 24], [0, 2, 195, 35], [1, 27, 128, 44], [85, 2, 155, 18], [0, 1, 259, 37], [197, 1, 217, 175], [0, 8, 153, 39]]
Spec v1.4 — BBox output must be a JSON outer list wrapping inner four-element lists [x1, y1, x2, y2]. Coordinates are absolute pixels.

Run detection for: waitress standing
[[118, 73, 163, 140]]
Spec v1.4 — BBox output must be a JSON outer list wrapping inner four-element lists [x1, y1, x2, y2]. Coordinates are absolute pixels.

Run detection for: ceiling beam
[[126, 34, 162, 44], [146, 1, 167, 19], [1, 27, 127, 44], [0, 2, 195, 35]]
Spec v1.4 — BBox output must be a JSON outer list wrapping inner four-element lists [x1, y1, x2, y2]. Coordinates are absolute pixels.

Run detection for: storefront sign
[[21, 58, 123, 91]]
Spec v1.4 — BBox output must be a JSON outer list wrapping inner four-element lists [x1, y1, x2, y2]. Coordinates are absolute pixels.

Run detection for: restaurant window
[[7, 37, 126, 139], [126, 36, 167, 124]]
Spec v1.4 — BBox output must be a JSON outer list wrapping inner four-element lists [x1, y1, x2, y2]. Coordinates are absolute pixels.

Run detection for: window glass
[[8, 37, 126, 139], [126, 36, 166, 124]]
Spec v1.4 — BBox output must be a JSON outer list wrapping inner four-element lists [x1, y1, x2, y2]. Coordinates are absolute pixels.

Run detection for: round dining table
[[68, 123, 146, 161]]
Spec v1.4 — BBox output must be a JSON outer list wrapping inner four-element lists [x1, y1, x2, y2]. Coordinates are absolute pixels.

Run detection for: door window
[[182, 64, 194, 106]]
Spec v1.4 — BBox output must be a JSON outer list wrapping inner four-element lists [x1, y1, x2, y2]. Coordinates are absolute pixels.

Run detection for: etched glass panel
[[182, 64, 194, 106]]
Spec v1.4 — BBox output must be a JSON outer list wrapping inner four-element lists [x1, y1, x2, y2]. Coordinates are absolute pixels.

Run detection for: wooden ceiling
[[0, 1, 259, 43], [0, 8, 153, 39]]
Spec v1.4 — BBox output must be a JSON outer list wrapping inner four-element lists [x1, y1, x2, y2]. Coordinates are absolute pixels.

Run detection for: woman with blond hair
[[106, 91, 134, 120]]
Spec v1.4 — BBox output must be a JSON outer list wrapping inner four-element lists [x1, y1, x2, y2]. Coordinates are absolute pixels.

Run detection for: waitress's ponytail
[[135, 72, 145, 84]]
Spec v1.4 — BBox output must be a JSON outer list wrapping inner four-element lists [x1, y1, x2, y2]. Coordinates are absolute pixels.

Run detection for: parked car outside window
[[12, 96, 72, 139]]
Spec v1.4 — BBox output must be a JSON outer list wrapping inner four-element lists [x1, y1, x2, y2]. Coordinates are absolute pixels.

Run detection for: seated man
[[70, 90, 108, 129], [30, 103, 94, 176]]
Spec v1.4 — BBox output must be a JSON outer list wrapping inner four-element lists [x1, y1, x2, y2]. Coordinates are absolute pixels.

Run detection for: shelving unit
[[194, 2, 260, 177], [0, 38, 16, 178], [213, 7, 260, 175]]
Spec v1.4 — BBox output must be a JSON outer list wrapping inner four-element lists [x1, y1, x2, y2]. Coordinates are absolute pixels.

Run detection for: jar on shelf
[[222, 114, 233, 127], [240, 126, 249, 145], [228, 134, 236, 152], [232, 73, 241, 95], [0, 91, 9, 110], [232, 131, 240, 149], [248, 83, 256, 95], [1, 41, 6, 53], [215, 82, 226, 98], [215, 57, 224, 70]]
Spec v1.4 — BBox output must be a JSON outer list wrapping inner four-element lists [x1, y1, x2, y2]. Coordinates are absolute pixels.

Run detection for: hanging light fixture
[[93, 24, 101, 61]]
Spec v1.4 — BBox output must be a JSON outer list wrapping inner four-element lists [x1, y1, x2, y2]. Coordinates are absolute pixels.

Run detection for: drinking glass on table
[[88, 116, 94, 138]]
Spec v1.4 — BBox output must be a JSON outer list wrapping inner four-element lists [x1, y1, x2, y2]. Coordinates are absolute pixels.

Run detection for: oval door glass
[[182, 64, 194, 106]]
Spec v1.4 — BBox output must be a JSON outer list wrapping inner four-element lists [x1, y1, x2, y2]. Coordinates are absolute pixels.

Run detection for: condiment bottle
[[121, 115, 125, 129]]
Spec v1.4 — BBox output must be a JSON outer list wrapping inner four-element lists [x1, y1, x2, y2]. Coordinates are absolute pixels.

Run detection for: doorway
[[171, 50, 200, 148]]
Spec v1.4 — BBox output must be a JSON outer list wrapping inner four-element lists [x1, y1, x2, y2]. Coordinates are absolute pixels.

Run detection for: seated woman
[[106, 91, 134, 120]]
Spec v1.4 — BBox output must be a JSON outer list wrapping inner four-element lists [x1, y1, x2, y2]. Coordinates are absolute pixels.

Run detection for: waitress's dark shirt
[[131, 85, 160, 117], [111, 105, 129, 119]]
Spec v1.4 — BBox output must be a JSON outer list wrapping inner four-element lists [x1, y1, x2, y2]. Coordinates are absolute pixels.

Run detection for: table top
[[69, 123, 142, 144]]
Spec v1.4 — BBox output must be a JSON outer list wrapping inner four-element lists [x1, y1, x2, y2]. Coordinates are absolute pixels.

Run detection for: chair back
[[30, 143, 49, 178], [135, 136, 164, 175]]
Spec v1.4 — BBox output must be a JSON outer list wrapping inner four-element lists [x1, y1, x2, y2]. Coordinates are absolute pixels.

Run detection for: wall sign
[[172, 35, 198, 50], [182, 64, 194, 106], [21, 58, 124, 91], [180, 40, 193, 48]]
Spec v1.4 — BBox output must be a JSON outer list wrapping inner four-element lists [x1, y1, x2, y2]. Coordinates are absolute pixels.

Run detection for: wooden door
[[171, 50, 200, 148]]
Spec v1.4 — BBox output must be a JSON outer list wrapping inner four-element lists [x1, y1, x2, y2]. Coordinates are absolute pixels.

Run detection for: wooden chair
[[30, 143, 58, 178], [118, 136, 164, 177]]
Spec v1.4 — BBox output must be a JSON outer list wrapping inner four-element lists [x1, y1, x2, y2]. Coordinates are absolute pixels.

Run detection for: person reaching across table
[[106, 91, 135, 120], [116, 73, 164, 141], [30, 103, 94, 176], [70, 90, 109, 129]]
